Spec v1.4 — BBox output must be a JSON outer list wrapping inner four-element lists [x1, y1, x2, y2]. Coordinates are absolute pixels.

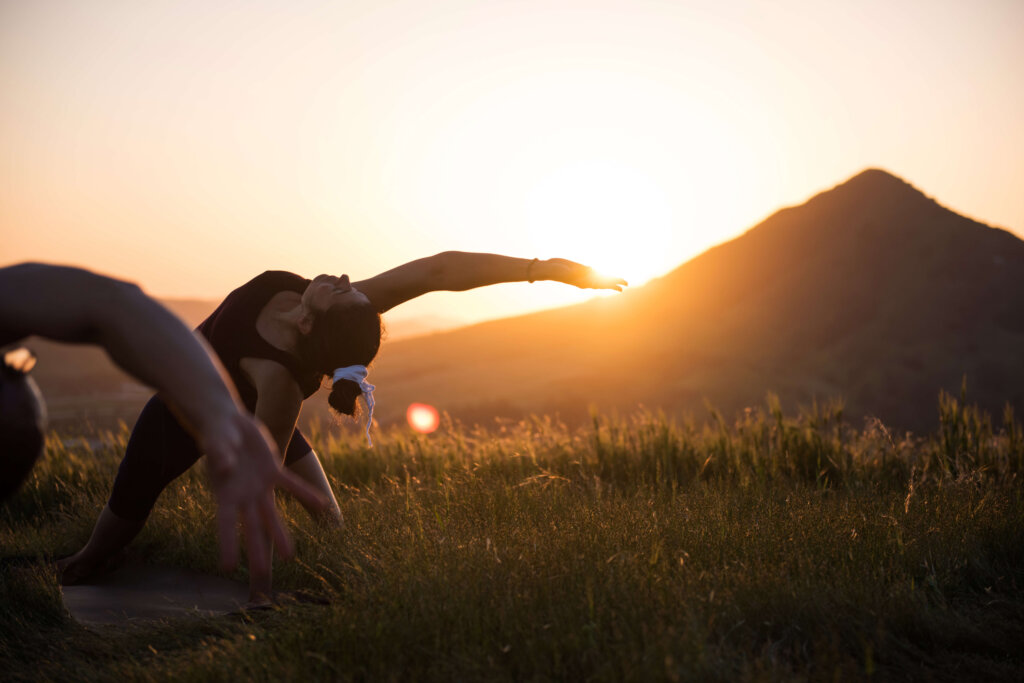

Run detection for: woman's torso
[[197, 271, 321, 411]]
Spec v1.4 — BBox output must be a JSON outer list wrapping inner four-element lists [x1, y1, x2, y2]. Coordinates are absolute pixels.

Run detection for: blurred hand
[[200, 412, 328, 574], [544, 258, 628, 291]]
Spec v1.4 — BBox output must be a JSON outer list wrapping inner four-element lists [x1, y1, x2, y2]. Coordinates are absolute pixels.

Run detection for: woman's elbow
[[98, 277, 148, 315], [90, 277, 163, 336]]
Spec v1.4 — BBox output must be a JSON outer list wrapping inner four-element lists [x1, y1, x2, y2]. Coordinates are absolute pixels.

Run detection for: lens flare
[[407, 403, 440, 434]]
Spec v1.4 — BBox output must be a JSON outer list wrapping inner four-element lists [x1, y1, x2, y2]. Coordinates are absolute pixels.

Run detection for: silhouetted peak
[[826, 167, 931, 206], [847, 167, 905, 186]]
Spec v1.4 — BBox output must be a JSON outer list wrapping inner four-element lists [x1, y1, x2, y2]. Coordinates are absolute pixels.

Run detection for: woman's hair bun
[[328, 378, 363, 416]]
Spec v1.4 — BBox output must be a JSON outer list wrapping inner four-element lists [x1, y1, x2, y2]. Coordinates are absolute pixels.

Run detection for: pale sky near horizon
[[2, 0, 1022, 331]]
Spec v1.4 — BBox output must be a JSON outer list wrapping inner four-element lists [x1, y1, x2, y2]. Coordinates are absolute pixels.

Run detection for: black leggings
[[107, 395, 312, 521]]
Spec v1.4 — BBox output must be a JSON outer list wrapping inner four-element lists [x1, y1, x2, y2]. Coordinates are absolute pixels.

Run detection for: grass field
[[2, 390, 1023, 681]]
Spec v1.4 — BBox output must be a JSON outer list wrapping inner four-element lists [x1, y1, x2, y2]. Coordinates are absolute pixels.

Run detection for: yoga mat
[[61, 563, 249, 626]]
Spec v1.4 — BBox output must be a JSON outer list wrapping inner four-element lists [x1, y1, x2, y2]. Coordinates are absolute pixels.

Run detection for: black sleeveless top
[[197, 271, 322, 412]]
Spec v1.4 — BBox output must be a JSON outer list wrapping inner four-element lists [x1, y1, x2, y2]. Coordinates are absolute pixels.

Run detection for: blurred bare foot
[[56, 553, 102, 585]]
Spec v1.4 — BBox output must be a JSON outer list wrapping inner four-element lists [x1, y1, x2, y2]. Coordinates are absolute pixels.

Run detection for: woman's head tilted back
[[298, 300, 382, 416]]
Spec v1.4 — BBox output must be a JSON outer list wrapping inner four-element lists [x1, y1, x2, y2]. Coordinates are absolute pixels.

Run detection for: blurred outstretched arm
[[353, 251, 627, 313], [0, 262, 326, 572]]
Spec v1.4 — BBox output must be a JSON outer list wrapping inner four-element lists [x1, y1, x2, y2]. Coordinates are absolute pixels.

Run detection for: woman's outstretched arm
[[352, 251, 627, 313]]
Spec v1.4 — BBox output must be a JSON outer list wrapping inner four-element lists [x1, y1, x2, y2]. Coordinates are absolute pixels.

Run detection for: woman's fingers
[[216, 505, 240, 572], [204, 414, 325, 577], [242, 503, 270, 578], [579, 266, 627, 290], [548, 259, 627, 290], [259, 494, 295, 559], [586, 272, 628, 289]]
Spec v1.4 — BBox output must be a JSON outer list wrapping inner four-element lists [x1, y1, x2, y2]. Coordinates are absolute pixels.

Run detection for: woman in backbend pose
[[60, 252, 625, 603]]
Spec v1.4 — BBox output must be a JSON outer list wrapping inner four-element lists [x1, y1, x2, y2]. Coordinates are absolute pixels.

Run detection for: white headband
[[332, 365, 376, 446]]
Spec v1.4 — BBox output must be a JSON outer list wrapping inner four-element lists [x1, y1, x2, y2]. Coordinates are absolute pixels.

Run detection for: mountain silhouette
[[368, 169, 1024, 433]]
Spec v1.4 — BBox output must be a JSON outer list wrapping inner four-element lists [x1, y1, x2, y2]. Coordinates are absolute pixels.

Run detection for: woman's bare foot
[[56, 505, 146, 585], [55, 552, 103, 585]]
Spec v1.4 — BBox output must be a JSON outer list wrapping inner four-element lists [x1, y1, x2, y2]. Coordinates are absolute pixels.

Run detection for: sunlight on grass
[[2, 393, 1023, 680]]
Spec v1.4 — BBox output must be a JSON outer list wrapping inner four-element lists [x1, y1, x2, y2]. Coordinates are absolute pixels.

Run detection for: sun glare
[[524, 161, 678, 285], [407, 403, 441, 434]]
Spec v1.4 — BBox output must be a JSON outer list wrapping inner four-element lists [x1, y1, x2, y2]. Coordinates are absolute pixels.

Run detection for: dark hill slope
[[371, 169, 1024, 432]]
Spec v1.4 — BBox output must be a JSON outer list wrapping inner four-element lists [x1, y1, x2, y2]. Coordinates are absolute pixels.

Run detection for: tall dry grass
[[2, 393, 1022, 681]]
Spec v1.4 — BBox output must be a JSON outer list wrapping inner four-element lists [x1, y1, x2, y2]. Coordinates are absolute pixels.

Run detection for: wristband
[[527, 258, 539, 283]]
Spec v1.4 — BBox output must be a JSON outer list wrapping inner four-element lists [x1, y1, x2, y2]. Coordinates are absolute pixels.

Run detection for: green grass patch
[[2, 395, 1023, 681]]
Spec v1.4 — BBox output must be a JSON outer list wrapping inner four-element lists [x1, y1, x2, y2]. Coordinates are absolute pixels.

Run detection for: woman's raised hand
[[199, 412, 328, 574], [541, 258, 628, 291]]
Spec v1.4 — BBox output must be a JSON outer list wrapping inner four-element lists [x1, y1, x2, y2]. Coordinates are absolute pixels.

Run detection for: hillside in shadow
[[366, 169, 1024, 433]]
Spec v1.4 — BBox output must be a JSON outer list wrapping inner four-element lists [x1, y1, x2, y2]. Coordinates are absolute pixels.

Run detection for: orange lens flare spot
[[406, 403, 440, 434]]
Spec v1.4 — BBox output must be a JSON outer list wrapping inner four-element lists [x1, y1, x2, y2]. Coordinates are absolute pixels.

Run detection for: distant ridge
[[368, 168, 1024, 432]]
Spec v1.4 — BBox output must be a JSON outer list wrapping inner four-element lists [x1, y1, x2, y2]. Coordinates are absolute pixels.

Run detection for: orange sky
[[2, 0, 1022, 331]]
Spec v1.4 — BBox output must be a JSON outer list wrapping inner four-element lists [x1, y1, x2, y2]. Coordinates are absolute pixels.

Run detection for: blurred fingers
[[259, 495, 295, 559], [243, 504, 270, 578], [216, 506, 239, 572]]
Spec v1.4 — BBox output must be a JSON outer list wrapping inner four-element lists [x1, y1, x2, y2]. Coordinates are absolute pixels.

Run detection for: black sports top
[[197, 271, 322, 411]]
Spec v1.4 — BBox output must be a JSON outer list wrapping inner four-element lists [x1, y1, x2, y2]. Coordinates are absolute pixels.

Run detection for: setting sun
[[523, 161, 676, 285]]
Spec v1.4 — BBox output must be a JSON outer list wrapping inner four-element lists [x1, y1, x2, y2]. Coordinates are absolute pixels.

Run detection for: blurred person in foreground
[[58, 252, 626, 605], [0, 262, 327, 582]]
